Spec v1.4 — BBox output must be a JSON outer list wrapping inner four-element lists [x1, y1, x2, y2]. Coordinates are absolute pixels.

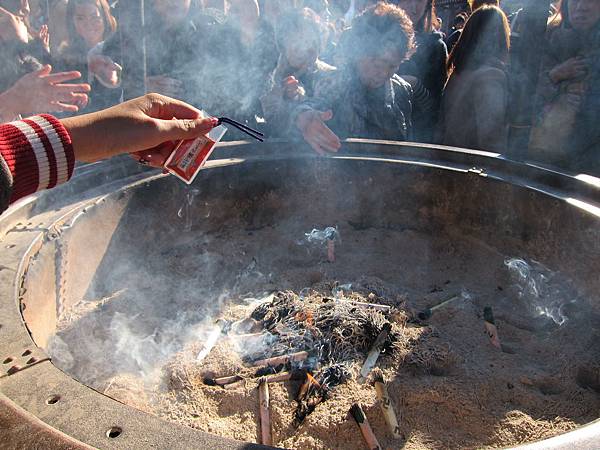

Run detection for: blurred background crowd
[[0, 0, 598, 175]]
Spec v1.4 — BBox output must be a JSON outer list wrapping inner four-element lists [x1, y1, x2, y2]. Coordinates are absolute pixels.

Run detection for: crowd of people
[[0, 0, 598, 175]]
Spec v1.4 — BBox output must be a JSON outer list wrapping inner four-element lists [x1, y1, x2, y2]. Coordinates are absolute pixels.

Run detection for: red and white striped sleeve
[[0, 114, 75, 204]]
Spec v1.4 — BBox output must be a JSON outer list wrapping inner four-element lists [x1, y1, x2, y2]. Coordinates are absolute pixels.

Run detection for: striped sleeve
[[0, 114, 75, 204]]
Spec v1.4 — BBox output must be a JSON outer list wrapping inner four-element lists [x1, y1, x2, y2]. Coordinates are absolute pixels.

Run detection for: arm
[[0, 94, 218, 213]]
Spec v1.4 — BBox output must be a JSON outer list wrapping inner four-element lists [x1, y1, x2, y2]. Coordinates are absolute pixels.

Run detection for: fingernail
[[210, 118, 219, 127]]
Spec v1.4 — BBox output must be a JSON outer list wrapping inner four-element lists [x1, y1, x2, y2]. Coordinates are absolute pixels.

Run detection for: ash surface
[[48, 223, 600, 450]]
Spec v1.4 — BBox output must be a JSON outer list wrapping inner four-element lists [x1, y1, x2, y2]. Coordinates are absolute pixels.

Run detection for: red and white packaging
[[164, 124, 228, 184]]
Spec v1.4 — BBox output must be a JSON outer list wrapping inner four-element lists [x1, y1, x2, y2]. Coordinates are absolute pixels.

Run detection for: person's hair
[[447, 5, 509, 75], [389, 0, 439, 32], [468, 0, 499, 12], [453, 11, 468, 26], [275, 7, 322, 51], [548, 0, 570, 28], [65, 0, 117, 48], [341, 2, 415, 63]]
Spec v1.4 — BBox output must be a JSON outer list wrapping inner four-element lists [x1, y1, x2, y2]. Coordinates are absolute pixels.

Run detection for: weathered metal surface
[[0, 140, 599, 449]]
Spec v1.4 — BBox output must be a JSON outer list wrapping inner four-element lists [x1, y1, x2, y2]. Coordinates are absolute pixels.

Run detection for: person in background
[[445, 11, 467, 52], [0, 93, 219, 214], [529, 0, 600, 174], [200, 0, 278, 132], [437, 5, 510, 152], [54, 0, 117, 112], [0, 5, 90, 121], [294, 2, 415, 154], [48, 0, 69, 54], [392, 0, 448, 142], [261, 7, 335, 137]]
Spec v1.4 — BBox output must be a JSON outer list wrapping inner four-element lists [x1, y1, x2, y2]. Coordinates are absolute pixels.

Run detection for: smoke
[[504, 257, 579, 326]]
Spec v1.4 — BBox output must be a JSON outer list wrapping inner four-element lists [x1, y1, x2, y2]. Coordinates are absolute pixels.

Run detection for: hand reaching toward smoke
[[296, 109, 341, 155], [0, 65, 90, 121], [61, 93, 218, 166]]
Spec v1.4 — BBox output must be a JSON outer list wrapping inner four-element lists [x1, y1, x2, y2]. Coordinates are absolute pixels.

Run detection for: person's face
[[284, 32, 319, 70], [568, 0, 600, 31], [356, 48, 402, 89], [153, 0, 191, 27], [0, 6, 29, 43], [73, 3, 105, 47], [395, 0, 428, 26]]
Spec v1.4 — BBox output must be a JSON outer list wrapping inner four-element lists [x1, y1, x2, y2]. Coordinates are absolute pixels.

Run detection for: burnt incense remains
[[350, 403, 382, 450], [372, 368, 402, 440], [359, 323, 392, 383], [417, 292, 467, 321], [258, 378, 272, 445], [294, 364, 351, 427]]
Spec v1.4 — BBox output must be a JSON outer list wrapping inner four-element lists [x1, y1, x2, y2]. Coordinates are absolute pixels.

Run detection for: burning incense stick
[[252, 351, 309, 367], [417, 293, 463, 320], [203, 374, 243, 387], [358, 323, 392, 383], [327, 238, 335, 263], [350, 403, 382, 450], [372, 369, 402, 439], [484, 306, 502, 349], [258, 378, 272, 445], [265, 372, 292, 383]]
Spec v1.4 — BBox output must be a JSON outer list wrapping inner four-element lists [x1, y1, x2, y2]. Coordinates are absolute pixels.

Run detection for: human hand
[[146, 75, 183, 98], [38, 24, 49, 52], [61, 93, 219, 165], [296, 109, 341, 155], [283, 76, 305, 100], [549, 57, 588, 84], [2, 65, 90, 116], [88, 53, 122, 88]]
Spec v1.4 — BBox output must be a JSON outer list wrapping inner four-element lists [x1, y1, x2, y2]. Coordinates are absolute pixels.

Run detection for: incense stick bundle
[[483, 306, 501, 349], [358, 323, 392, 383], [372, 369, 402, 439], [252, 351, 309, 367], [258, 378, 272, 445], [350, 403, 382, 450]]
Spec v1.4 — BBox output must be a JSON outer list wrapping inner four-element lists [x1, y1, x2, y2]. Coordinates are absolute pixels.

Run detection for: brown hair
[[342, 2, 415, 62], [548, 0, 570, 28], [468, 0, 499, 12], [66, 0, 116, 46], [447, 5, 509, 75]]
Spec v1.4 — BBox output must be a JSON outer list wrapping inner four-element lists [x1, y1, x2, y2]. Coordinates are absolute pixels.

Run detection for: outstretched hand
[[1, 65, 90, 117], [61, 93, 219, 165], [296, 109, 341, 155]]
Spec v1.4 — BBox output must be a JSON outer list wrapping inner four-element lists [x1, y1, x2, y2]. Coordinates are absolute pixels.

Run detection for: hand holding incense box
[[165, 117, 263, 184]]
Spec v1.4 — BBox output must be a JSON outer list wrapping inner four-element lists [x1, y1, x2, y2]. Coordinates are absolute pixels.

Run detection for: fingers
[[30, 64, 52, 78], [154, 116, 219, 142], [320, 110, 334, 121], [44, 70, 85, 84], [53, 83, 91, 94], [143, 93, 203, 120], [49, 101, 81, 113], [131, 142, 176, 168]]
